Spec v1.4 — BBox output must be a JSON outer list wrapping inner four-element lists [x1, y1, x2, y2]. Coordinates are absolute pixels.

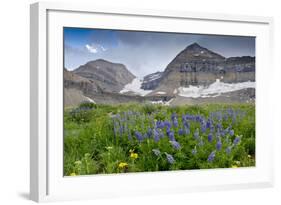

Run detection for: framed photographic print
[[30, 2, 274, 202]]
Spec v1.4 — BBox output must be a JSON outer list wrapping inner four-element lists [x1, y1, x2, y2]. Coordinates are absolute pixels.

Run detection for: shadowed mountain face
[[73, 59, 135, 93], [142, 43, 255, 93]]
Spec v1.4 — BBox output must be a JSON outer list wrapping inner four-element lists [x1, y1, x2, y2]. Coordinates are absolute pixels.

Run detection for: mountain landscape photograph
[[63, 28, 255, 176]]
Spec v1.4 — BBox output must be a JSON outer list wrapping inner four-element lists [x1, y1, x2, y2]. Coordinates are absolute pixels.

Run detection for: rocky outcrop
[[64, 69, 99, 107], [64, 68, 101, 94], [141, 71, 163, 90], [73, 59, 135, 93], [145, 43, 255, 94]]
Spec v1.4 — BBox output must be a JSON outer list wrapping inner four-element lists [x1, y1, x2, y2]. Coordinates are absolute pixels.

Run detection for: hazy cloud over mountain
[[64, 27, 255, 77]]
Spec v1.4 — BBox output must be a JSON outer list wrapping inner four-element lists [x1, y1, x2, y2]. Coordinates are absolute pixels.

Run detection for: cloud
[[85, 44, 108, 54], [85, 44, 98, 53]]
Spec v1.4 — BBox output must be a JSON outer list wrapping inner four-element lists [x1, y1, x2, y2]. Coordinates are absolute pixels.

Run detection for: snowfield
[[178, 79, 255, 98], [120, 78, 153, 96], [150, 98, 174, 106]]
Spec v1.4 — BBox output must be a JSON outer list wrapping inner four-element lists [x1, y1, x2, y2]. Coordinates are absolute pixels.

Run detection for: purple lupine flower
[[216, 123, 222, 132], [147, 128, 153, 138], [184, 126, 190, 135], [216, 130, 221, 139], [210, 125, 215, 133], [208, 133, 213, 142], [229, 129, 234, 136], [165, 153, 175, 164], [170, 140, 181, 150], [183, 120, 190, 129], [178, 128, 184, 136], [206, 119, 212, 129], [198, 138, 204, 147], [166, 126, 171, 135], [207, 151, 216, 162], [171, 113, 179, 127], [119, 125, 123, 135], [193, 128, 199, 139], [171, 113, 177, 121], [143, 133, 148, 139], [223, 113, 228, 121], [164, 121, 171, 129], [182, 114, 186, 122], [220, 130, 226, 137], [216, 139, 222, 150], [152, 149, 161, 157], [135, 131, 143, 142], [224, 127, 230, 133], [195, 115, 201, 122], [217, 112, 223, 121], [124, 122, 128, 133], [192, 147, 197, 155], [233, 136, 240, 146], [153, 129, 160, 142], [168, 131, 175, 141], [113, 121, 118, 137], [201, 123, 207, 133], [156, 121, 165, 129], [226, 146, 232, 155], [128, 131, 132, 141], [173, 118, 179, 127]]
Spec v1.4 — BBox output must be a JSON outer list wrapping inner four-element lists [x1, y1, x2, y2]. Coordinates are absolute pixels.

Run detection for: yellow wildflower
[[130, 152, 138, 159], [248, 155, 251, 158], [231, 165, 238, 168], [70, 173, 76, 176], [118, 162, 128, 169]]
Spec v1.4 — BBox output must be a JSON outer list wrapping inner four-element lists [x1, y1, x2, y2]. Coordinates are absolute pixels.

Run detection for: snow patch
[[156, 91, 166, 95], [120, 78, 152, 96], [150, 98, 174, 106], [85, 97, 95, 103], [178, 79, 255, 98]]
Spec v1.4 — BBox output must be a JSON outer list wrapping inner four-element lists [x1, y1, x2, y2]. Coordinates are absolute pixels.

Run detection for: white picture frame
[[30, 2, 274, 202]]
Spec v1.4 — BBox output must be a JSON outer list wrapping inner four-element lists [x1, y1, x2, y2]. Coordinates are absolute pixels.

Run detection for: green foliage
[[79, 101, 97, 109], [63, 103, 255, 176]]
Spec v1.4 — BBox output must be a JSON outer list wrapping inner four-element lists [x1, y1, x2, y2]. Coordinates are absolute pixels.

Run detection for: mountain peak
[[90, 58, 111, 64], [73, 59, 135, 93], [187, 42, 201, 48], [184, 42, 206, 51]]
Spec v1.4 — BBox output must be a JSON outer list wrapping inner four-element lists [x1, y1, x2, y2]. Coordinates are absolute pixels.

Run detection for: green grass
[[63, 102, 255, 176]]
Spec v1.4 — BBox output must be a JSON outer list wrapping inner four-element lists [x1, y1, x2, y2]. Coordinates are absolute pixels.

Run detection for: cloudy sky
[[64, 27, 255, 77]]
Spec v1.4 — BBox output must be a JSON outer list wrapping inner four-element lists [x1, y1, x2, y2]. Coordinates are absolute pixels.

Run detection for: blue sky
[[64, 27, 255, 77]]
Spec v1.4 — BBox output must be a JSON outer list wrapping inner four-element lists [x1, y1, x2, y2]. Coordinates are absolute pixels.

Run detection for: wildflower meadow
[[64, 102, 255, 176]]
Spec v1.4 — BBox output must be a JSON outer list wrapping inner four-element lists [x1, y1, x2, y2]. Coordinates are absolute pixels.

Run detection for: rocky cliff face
[[141, 71, 163, 90], [73, 59, 135, 93], [64, 68, 101, 94], [143, 43, 255, 94], [64, 69, 99, 107]]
